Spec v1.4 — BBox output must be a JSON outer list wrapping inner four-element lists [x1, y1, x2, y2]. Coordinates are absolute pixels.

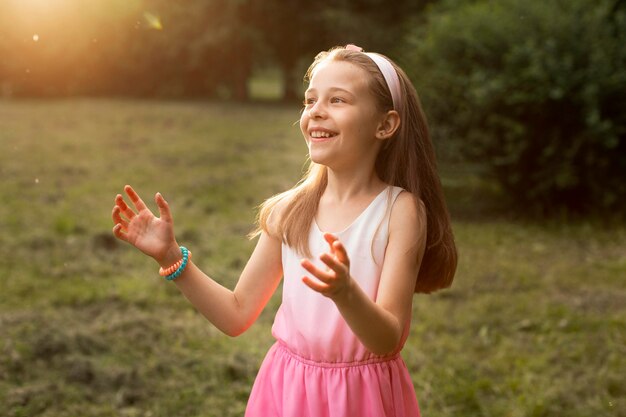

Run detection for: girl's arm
[[112, 185, 283, 337], [171, 230, 283, 336], [301, 191, 425, 355]]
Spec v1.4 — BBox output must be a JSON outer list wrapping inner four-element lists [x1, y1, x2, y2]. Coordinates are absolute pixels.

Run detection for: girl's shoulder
[[392, 187, 425, 209], [389, 189, 426, 236]]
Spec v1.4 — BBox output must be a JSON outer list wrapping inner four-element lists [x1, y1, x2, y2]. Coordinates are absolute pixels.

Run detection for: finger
[[332, 240, 350, 266], [112, 206, 129, 231], [301, 259, 334, 283], [323, 233, 338, 243], [115, 194, 136, 220], [319, 253, 346, 275], [155, 192, 173, 223], [112, 224, 128, 242], [302, 276, 330, 293], [124, 185, 148, 212], [323, 233, 338, 254]]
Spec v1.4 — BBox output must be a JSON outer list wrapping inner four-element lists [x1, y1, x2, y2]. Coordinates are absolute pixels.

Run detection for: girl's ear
[[376, 110, 401, 141]]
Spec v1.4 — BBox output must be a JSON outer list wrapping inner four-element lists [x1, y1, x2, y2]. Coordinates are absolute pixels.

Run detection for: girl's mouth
[[309, 129, 338, 142]]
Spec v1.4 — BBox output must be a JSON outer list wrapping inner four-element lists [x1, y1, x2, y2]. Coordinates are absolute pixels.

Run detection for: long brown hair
[[250, 46, 457, 293]]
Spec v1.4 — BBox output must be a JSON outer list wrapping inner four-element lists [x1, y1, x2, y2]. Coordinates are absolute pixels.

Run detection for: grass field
[[0, 99, 624, 417]]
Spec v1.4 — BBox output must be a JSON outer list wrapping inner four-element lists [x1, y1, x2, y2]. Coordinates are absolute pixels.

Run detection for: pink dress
[[246, 186, 421, 417]]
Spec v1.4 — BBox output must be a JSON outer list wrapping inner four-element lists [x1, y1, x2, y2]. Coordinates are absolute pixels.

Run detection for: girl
[[112, 44, 457, 417]]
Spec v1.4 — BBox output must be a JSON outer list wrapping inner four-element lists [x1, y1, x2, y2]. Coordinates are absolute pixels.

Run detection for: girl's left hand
[[301, 233, 353, 299]]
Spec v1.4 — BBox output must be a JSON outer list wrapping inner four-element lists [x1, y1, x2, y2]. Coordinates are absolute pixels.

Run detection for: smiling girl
[[112, 44, 457, 416]]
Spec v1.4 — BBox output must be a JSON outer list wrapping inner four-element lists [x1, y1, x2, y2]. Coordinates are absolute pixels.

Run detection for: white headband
[[344, 44, 402, 112], [365, 52, 402, 112]]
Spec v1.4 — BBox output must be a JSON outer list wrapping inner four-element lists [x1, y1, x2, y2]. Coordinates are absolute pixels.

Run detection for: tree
[[240, 0, 433, 101], [404, 0, 626, 216]]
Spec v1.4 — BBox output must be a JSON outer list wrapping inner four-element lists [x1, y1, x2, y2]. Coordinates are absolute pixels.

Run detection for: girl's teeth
[[312, 131, 332, 138]]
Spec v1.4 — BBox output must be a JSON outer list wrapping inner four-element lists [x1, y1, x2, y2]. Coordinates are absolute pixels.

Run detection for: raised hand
[[301, 233, 353, 300], [111, 185, 179, 264]]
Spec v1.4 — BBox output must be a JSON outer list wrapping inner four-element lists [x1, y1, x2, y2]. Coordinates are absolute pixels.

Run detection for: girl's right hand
[[111, 185, 180, 266]]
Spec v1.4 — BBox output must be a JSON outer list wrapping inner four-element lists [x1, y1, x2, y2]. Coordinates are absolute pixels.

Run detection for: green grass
[[0, 99, 624, 417], [248, 67, 284, 101]]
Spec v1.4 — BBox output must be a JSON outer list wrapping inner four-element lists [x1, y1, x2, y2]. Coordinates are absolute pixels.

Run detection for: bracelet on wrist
[[158, 246, 192, 281]]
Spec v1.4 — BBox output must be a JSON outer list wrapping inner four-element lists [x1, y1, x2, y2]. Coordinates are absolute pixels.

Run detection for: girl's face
[[300, 60, 384, 169]]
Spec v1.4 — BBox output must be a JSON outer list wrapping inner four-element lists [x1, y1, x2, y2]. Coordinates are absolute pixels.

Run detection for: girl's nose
[[309, 101, 327, 119]]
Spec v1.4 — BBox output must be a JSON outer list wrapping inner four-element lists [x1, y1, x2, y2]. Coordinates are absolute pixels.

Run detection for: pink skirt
[[245, 342, 421, 417]]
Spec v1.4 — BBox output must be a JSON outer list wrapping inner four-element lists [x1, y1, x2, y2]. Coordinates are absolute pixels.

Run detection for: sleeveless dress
[[245, 185, 421, 417]]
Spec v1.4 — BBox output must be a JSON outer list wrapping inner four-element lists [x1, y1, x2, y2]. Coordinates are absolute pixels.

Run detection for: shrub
[[403, 0, 626, 216]]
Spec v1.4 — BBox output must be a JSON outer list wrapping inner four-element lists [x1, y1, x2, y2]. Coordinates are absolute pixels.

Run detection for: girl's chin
[[307, 149, 332, 165]]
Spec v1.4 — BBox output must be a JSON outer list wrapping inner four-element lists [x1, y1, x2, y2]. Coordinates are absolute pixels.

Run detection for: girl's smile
[[308, 127, 338, 142]]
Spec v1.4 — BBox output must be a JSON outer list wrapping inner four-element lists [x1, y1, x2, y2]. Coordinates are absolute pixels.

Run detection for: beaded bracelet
[[165, 246, 190, 281], [158, 248, 193, 276], [158, 246, 192, 281]]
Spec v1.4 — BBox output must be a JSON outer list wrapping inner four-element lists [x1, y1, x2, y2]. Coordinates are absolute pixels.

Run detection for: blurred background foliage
[[0, 0, 427, 99], [405, 0, 626, 217], [0, 0, 624, 217]]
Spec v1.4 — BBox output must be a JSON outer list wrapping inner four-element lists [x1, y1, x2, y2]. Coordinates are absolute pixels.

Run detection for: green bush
[[403, 0, 626, 216]]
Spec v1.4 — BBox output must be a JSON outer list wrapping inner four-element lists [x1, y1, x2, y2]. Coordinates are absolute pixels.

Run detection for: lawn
[[0, 99, 624, 417]]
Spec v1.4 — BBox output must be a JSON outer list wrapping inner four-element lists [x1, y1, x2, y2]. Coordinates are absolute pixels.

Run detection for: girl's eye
[[331, 97, 345, 103], [303, 98, 316, 106]]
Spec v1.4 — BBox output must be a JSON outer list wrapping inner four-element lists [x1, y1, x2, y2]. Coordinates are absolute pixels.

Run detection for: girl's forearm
[[164, 232, 283, 337], [171, 262, 249, 337], [333, 280, 404, 356]]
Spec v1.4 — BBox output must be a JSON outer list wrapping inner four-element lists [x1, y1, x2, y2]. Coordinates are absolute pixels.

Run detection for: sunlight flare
[[143, 12, 163, 30]]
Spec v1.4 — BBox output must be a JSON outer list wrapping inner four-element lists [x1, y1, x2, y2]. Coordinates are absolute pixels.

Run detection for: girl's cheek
[[299, 119, 307, 137]]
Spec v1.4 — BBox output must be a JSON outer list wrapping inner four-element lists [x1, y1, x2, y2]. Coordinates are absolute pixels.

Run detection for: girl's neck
[[323, 166, 387, 204]]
